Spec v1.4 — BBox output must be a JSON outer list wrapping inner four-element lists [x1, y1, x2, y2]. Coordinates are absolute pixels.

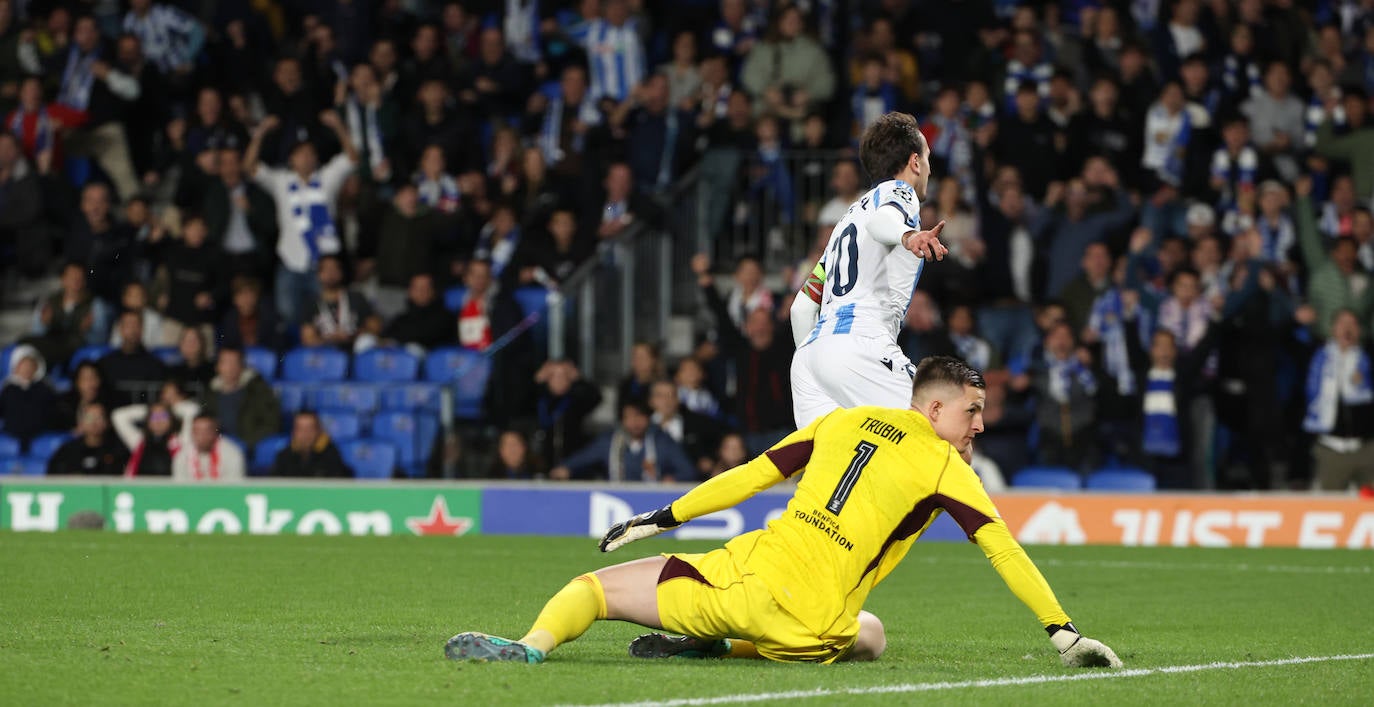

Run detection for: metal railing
[[545, 221, 676, 382], [681, 148, 853, 272]]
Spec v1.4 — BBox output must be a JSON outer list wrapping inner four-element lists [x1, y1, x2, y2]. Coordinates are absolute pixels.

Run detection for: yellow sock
[[725, 639, 760, 659], [519, 573, 607, 654]]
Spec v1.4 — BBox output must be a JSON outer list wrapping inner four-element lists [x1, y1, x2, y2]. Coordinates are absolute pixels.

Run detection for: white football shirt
[[803, 179, 924, 345]]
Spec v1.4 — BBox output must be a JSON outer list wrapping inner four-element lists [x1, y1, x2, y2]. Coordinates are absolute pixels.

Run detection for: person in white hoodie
[[171, 414, 246, 482], [0, 344, 58, 450]]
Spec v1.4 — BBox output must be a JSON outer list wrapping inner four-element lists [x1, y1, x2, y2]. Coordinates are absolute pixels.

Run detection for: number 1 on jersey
[[826, 440, 878, 514]]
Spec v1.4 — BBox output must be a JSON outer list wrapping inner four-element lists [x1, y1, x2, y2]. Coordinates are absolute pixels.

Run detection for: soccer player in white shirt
[[789, 112, 948, 431]]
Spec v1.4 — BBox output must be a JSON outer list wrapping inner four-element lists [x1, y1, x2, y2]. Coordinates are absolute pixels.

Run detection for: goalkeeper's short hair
[[911, 356, 985, 400]]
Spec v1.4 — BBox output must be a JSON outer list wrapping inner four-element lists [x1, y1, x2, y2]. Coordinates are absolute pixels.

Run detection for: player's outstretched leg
[[446, 556, 667, 663], [628, 634, 761, 660]]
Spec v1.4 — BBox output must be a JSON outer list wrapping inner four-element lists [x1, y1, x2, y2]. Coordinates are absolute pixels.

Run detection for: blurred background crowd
[[1, 0, 1373, 492]]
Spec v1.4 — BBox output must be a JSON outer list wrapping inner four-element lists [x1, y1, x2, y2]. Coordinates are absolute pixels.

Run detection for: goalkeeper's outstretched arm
[[937, 458, 1124, 668], [600, 415, 826, 552]]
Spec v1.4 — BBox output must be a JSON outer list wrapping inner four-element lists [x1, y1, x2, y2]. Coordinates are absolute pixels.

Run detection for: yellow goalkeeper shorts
[[654, 548, 858, 663]]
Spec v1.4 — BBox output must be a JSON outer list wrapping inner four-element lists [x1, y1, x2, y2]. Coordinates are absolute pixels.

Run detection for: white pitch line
[[911, 556, 1374, 575], [563, 653, 1374, 707]]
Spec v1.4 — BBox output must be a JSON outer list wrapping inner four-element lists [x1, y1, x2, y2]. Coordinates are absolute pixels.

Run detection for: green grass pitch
[[1, 532, 1371, 705]]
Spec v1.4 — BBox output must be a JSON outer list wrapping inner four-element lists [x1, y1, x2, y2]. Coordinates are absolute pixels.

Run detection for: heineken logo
[[2, 486, 481, 537]]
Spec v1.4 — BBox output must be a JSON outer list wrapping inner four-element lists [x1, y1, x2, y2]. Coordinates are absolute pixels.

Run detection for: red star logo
[[405, 497, 474, 536]]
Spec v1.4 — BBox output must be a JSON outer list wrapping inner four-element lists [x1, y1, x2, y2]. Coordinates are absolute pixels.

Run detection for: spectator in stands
[[473, 203, 523, 285], [108, 282, 164, 350], [587, 161, 655, 240], [1025, 322, 1099, 472], [307, 255, 372, 351], [0, 132, 46, 277], [612, 72, 693, 193], [48, 15, 141, 201], [1303, 310, 1374, 492], [947, 305, 995, 372], [121, 0, 204, 81], [1241, 62, 1303, 182], [217, 277, 280, 352], [741, 4, 834, 121], [99, 310, 168, 405], [660, 30, 702, 109], [160, 215, 224, 338], [529, 64, 601, 181], [551, 400, 692, 482], [715, 302, 793, 453], [68, 181, 134, 307], [488, 429, 545, 480], [22, 267, 100, 371], [816, 160, 862, 230], [1152, 0, 1205, 82], [403, 80, 470, 176], [528, 208, 592, 287], [532, 359, 603, 465], [994, 82, 1057, 201], [5, 76, 88, 170], [167, 327, 213, 390], [111, 390, 197, 478], [648, 379, 722, 480], [244, 111, 359, 327], [53, 362, 109, 434], [617, 341, 662, 411], [1058, 241, 1117, 334], [898, 290, 957, 367], [203, 146, 278, 284], [272, 411, 351, 478], [48, 402, 128, 475], [673, 356, 721, 420], [708, 431, 749, 478], [203, 347, 280, 450], [334, 62, 396, 187], [171, 414, 246, 482], [1295, 177, 1374, 339], [373, 185, 440, 319], [460, 27, 527, 120], [0, 344, 56, 451], [568, 0, 644, 106], [380, 273, 453, 352]]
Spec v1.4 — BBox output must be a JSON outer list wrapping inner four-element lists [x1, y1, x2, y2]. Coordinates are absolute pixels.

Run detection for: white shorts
[[790, 334, 915, 428]]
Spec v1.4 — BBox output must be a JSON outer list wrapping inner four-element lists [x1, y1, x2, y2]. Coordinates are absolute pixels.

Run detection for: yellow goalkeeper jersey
[[670, 406, 1072, 637]]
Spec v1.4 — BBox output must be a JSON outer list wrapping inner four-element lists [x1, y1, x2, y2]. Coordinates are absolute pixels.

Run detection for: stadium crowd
[[1, 0, 1373, 492]]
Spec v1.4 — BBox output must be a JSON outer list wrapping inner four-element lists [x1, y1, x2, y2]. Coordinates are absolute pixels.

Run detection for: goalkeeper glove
[[599, 505, 682, 552], [1047, 623, 1123, 668]]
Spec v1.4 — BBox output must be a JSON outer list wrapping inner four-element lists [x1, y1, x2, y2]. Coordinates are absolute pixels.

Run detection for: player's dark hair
[[859, 112, 924, 183], [911, 356, 985, 400]]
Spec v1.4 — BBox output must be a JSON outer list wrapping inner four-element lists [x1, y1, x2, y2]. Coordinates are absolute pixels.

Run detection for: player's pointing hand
[[904, 220, 948, 261]]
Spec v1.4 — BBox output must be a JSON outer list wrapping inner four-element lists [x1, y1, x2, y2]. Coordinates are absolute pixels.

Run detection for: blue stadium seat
[[443, 286, 469, 312], [5, 457, 46, 475], [1011, 467, 1083, 490], [69, 345, 112, 369], [315, 384, 381, 415], [353, 348, 420, 383], [245, 346, 279, 381], [252, 434, 290, 476], [0, 344, 15, 374], [425, 347, 490, 419], [281, 347, 348, 382], [371, 411, 439, 477], [379, 383, 443, 413], [342, 439, 397, 480], [0, 434, 20, 458], [151, 346, 182, 366], [29, 432, 72, 462], [1086, 468, 1157, 492], [513, 286, 550, 319], [274, 383, 315, 415], [317, 409, 363, 442]]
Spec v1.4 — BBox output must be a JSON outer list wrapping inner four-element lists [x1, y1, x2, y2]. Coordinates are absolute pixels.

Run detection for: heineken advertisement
[[0, 482, 481, 537]]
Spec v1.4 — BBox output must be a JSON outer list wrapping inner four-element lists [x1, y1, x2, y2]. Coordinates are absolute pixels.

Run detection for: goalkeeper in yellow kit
[[446, 356, 1122, 668]]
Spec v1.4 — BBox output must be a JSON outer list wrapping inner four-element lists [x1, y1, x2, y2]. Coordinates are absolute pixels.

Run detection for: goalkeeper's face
[[928, 385, 986, 456]]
